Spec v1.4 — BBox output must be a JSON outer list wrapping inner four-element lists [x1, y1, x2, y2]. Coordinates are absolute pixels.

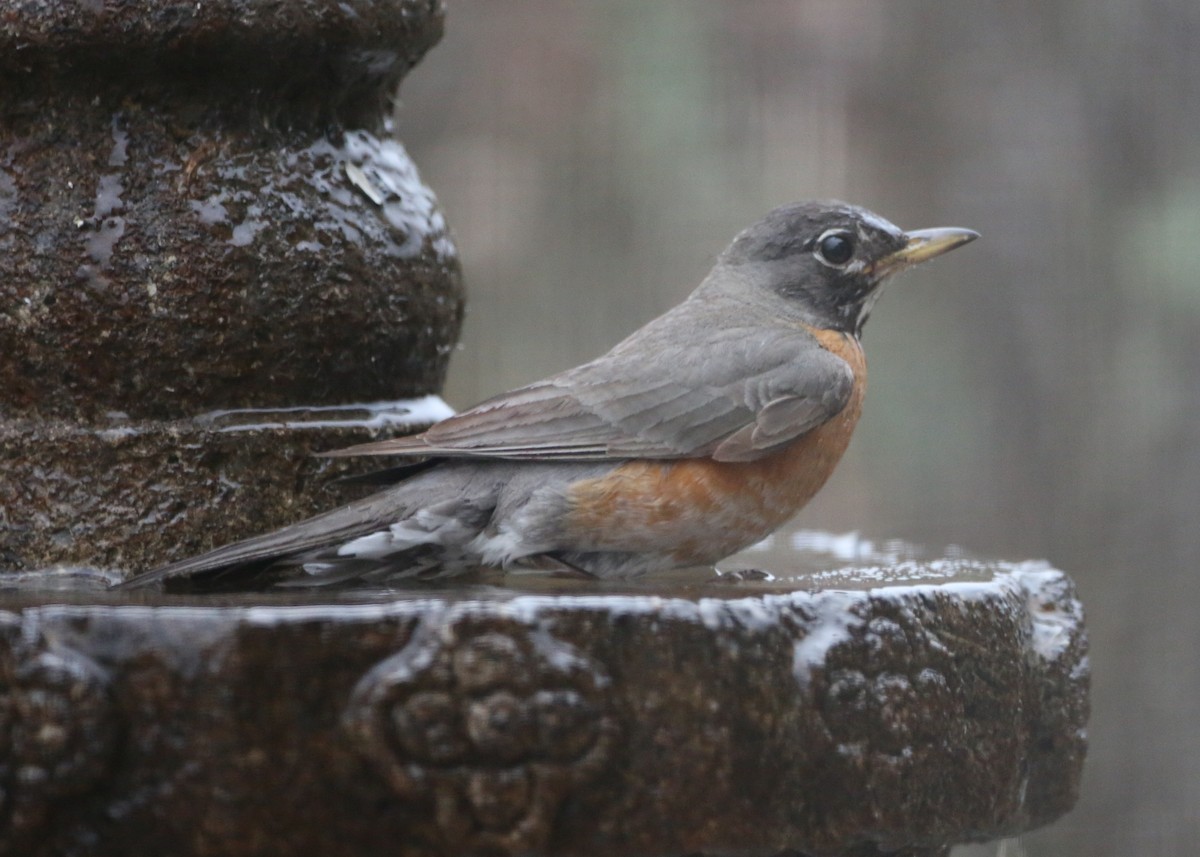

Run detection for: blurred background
[[395, 2, 1200, 854]]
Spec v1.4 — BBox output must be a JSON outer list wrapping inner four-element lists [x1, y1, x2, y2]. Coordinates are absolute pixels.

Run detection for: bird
[[117, 200, 977, 591]]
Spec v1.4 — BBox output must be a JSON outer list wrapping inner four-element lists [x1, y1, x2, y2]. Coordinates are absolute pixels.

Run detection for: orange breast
[[562, 328, 866, 564]]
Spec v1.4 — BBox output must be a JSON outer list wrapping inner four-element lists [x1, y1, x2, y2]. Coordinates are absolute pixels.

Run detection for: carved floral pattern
[[344, 613, 618, 854], [0, 612, 114, 852]]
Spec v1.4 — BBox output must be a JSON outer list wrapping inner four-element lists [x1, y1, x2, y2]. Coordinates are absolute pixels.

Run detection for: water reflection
[[0, 526, 1029, 605]]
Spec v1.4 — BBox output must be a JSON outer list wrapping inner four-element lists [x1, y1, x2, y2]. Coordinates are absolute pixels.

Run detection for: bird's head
[[719, 200, 978, 335]]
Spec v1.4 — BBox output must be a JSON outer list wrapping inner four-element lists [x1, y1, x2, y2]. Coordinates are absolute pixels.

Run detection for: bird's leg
[[535, 553, 601, 580]]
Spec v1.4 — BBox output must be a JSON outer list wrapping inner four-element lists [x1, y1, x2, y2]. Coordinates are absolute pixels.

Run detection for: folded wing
[[330, 310, 856, 464]]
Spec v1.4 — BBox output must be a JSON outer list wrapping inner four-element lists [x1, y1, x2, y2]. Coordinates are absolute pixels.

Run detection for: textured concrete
[[0, 0, 462, 571], [0, 0, 461, 420], [0, 400, 450, 573], [0, 559, 1088, 856]]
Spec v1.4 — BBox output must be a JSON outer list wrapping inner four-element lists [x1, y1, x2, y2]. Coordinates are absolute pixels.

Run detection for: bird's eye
[[815, 231, 855, 267]]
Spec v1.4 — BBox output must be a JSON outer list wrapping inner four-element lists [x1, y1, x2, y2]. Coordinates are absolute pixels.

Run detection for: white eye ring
[[814, 229, 856, 268]]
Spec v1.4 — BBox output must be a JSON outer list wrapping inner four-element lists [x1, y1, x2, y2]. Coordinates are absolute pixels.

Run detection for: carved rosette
[[344, 613, 619, 854], [0, 613, 114, 852]]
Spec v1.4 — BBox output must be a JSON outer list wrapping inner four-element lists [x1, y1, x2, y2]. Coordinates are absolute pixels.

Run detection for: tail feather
[[273, 549, 448, 588], [114, 486, 422, 591]]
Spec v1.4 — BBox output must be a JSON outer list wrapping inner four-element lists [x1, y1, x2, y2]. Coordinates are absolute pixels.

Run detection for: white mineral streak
[[200, 395, 456, 433]]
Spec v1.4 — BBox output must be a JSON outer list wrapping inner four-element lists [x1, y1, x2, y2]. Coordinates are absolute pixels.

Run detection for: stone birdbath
[[0, 2, 1088, 855], [0, 549, 1086, 857]]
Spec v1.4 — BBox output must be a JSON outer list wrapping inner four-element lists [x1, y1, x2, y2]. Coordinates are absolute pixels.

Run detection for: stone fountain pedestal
[[0, 554, 1088, 857], [0, 0, 463, 573]]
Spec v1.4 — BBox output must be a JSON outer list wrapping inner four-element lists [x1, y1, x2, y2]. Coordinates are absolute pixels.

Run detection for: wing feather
[[326, 303, 857, 464]]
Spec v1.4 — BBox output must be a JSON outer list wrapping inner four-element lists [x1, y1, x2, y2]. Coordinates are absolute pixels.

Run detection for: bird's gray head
[[718, 200, 978, 335]]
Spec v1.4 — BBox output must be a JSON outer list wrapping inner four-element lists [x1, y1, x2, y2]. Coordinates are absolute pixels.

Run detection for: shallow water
[[0, 525, 1025, 606]]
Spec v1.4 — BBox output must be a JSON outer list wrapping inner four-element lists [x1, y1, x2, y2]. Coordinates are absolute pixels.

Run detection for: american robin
[[119, 200, 977, 590]]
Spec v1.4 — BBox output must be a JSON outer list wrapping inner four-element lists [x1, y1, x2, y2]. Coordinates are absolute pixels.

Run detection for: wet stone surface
[[0, 107, 462, 418], [0, 557, 1089, 857], [0, 399, 453, 574], [0, 0, 447, 128], [0, 19, 462, 419], [0, 0, 463, 570]]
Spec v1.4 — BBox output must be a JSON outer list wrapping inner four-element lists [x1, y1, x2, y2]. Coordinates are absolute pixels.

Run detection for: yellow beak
[[870, 226, 979, 277]]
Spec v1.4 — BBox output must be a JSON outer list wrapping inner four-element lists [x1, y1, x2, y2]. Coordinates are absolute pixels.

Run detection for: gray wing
[[329, 308, 856, 464]]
